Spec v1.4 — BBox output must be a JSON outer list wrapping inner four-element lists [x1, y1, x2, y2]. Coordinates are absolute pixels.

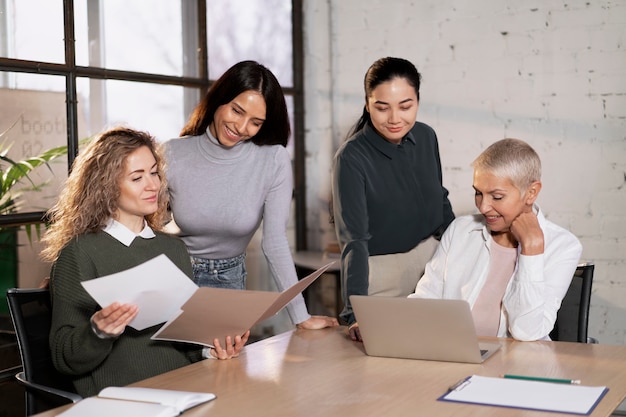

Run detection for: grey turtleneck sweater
[[164, 131, 309, 325]]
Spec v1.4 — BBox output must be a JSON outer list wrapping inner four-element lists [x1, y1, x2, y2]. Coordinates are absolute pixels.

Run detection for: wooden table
[[34, 327, 626, 417]]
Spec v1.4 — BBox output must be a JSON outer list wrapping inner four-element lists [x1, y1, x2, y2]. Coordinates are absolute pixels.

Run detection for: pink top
[[471, 241, 517, 336]]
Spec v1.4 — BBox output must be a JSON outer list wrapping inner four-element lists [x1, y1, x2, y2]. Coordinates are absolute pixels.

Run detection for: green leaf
[[0, 123, 68, 221]]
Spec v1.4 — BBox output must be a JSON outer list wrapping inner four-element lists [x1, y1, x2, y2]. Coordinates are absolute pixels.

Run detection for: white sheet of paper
[[98, 387, 216, 413], [57, 397, 178, 417], [81, 254, 198, 330]]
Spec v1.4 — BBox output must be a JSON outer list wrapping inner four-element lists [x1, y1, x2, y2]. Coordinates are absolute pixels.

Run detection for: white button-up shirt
[[410, 205, 582, 341]]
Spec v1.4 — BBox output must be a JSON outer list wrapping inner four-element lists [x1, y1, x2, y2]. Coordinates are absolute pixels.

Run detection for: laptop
[[350, 295, 501, 363]]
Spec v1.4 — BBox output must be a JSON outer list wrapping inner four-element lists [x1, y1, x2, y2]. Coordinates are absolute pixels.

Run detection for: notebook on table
[[350, 295, 501, 363]]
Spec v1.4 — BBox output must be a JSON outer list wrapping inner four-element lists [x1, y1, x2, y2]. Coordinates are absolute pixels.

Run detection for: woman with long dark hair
[[165, 61, 338, 330], [332, 57, 455, 341]]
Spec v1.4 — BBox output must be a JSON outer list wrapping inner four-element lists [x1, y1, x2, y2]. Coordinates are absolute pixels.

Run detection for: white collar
[[103, 219, 156, 246]]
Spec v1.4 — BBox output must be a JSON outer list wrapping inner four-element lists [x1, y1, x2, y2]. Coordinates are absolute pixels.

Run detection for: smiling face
[[365, 77, 418, 144], [473, 168, 539, 240], [115, 146, 161, 231], [209, 90, 267, 147]]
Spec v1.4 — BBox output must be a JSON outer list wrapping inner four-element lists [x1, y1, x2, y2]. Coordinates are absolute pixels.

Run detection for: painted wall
[[303, 0, 626, 344]]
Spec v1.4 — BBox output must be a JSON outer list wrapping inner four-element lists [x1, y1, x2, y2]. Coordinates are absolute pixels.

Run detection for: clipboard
[[439, 375, 608, 415]]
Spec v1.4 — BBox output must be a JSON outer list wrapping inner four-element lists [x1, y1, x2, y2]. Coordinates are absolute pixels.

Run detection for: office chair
[[550, 262, 597, 343], [6, 288, 82, 416]]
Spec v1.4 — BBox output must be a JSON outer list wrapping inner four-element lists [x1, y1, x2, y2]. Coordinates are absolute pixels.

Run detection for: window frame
[[0, 0, 308, 250]]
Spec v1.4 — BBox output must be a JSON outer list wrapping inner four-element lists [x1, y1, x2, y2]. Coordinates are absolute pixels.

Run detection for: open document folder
[[151, 260, 333, 346], [82, 254, 335, 346]]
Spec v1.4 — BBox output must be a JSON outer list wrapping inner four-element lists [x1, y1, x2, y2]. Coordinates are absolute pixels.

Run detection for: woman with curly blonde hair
[[41, 127, 170, 261], [42, 127, 248, 397]]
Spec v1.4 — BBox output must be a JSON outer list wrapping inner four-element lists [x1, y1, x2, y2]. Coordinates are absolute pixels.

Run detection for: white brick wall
[[304, 0, 626, 345]]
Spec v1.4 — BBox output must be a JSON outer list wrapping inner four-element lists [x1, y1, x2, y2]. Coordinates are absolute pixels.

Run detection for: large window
[[0, 0, 305, 293], [0, 0, 302, 224]]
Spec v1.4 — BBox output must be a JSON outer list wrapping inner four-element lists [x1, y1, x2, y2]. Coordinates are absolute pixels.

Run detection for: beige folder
[[152, 262, 335, 346]]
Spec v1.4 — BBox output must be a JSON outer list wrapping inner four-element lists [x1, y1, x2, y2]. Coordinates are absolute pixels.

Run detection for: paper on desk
[[439, 375, 608, 415], [98, 387, 216, 413], [151, 261, 335, 346], [56, 397, 179, 417], [81, 254, 198, 331]]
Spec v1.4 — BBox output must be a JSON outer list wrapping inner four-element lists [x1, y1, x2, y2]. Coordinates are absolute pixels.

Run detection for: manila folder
[[152, 262, 335, 346]]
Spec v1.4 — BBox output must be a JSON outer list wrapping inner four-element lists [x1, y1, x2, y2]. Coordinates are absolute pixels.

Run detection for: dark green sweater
[[49, 231, 203, 397]]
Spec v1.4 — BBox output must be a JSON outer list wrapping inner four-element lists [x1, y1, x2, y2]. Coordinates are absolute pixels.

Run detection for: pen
[[502, 374, 581, 384]]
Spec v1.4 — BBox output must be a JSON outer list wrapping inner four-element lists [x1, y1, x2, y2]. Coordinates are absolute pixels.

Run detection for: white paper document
[[439, 375, 608, 415], [98, 387, 215, 412], [82, 254, 198, 330], [56, 397, 178, 417], [57, 386, 216, 417]]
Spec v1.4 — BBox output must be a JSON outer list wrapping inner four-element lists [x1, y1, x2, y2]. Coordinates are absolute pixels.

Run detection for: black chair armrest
[[15, 371, 82, 403]]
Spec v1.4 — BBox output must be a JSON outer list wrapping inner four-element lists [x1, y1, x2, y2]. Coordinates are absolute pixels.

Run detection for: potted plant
[[1, 120, 68, 314]]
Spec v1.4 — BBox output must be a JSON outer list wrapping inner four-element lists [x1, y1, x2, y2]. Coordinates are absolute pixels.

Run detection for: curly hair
[[40, 127, 169, 262]]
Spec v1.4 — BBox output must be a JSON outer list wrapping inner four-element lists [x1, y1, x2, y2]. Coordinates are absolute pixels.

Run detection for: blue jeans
[[191, 253, 247, 289]]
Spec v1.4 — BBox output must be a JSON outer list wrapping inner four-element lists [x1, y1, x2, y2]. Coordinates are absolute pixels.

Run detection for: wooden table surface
[[35, 327, 626, 416]]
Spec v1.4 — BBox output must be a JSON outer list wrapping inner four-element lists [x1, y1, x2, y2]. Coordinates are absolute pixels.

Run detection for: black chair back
[[550, 263, 595, 343], [7, 288, 80, 415]]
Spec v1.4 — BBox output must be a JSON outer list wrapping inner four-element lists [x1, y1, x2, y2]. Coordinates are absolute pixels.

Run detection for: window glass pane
[[0, 0, 65, 63], [0, 74, 71, 304], [207, 0, 293, 87], [0, 71, 65, 92], [76, 78, 187, 142], [0, 80, 69, 215], [74, 0, 184, 76]]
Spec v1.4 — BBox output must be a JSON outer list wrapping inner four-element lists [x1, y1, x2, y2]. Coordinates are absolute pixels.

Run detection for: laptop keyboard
[[480, 349, 488, 356]]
